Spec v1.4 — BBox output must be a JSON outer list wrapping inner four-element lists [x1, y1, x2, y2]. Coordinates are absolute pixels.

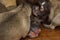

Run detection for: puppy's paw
[[28, 28, 41, 38], [28, 31, 38, 38], [43, 24, 50, 28], [49, 26, 55, 30]]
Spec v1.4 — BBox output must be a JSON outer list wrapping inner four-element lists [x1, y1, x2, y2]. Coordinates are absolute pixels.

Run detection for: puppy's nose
[[40, 5, 44, 12], [41, 5, 44, 9]]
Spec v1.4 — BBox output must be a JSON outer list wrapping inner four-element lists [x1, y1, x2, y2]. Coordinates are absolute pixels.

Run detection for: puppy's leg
[[49, 23, 56, 29], [43, 22, 56, 29], [49, 8, 55, 21], [45, 14, 60, 29], [49, 14, 60, 29], [45, 7, 57, 29], [52, 14, 60, 25], [28, 22, 41, 38]]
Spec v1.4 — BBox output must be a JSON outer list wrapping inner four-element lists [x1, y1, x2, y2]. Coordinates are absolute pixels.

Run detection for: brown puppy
[[0, 0, 32, 40], [0, 0, 31, 40], [28, 5, 41, 38], [44, 0, 60, 29], [0, 3, 31, 40]]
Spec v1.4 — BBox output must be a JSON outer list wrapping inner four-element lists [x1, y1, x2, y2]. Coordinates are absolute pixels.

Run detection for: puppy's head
[[32, 5, 40, 16], [38, 0, 51, 13]]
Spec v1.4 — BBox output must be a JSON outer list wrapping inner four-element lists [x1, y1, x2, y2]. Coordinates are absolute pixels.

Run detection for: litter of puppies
[[0, 0, 60, 40]]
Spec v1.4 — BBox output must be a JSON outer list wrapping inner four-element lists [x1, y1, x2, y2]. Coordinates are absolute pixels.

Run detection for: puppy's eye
[[42, 2, 45, 5]]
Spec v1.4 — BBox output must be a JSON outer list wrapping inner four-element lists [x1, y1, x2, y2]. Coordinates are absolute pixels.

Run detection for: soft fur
[[0, 4, 31, 40], [45, 0, 60, 29]]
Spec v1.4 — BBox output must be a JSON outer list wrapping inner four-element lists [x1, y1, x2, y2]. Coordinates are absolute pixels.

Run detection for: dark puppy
[[28, 0, 51, 38], [28, 5, 41, 38], [38, 0, 51, 25], [0, 3, 31, 40]]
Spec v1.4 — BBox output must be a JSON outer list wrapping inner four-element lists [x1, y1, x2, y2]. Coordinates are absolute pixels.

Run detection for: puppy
[[44, 0, 60, 29], [28, 5, 41, 38], [38, 0, 51, 25], [0, 1, 31, 40], [28, 0, 51, 38]]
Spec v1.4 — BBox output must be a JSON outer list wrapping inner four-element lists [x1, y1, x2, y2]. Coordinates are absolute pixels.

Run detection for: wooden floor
[[25, 27, 60, 40]]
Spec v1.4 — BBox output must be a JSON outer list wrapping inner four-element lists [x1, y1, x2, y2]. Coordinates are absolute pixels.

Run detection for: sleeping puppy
[[28, 5, 41, 38], [44, 0, 60, 29], [38, 0, 51, 25], [28, 0, 51, 38]]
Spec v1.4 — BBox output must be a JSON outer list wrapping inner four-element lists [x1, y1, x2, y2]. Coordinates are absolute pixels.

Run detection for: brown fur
[[0, 4, 23, 24], [0, 3, 8, 13], [45, 0, 60, 29], [0, 3, 31, 40]]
